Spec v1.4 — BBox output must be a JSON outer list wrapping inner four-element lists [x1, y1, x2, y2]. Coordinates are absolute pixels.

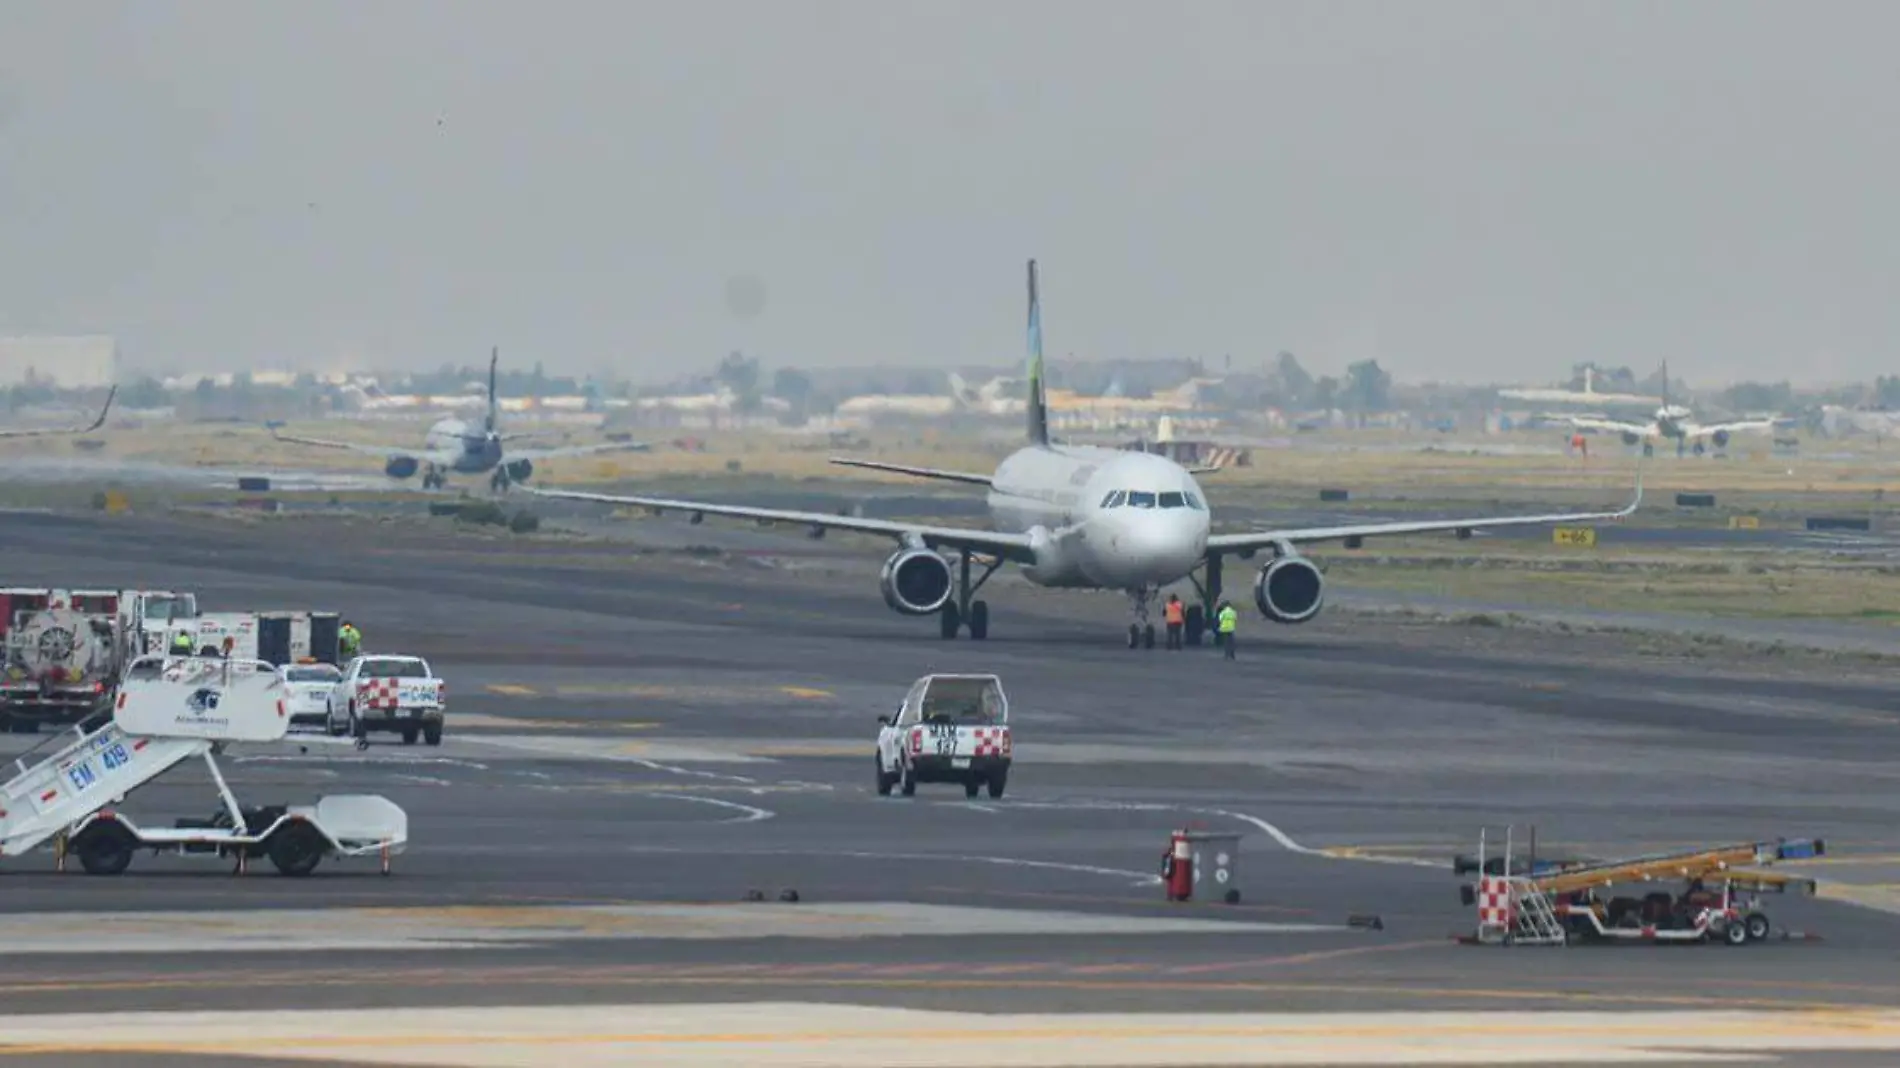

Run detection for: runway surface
[[3, 509, 1900, 1065]]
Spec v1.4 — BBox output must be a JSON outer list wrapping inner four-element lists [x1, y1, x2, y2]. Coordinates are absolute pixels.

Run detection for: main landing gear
[[1179, 552, 1223, 647], [939, 548, 1002, 641], [421, 466, 447, 490], [489, 468, 512, 493]]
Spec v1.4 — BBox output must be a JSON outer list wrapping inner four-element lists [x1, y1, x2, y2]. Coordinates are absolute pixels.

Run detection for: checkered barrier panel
[[356, 678, 404, 711], [1476, 875, 1515, 929]]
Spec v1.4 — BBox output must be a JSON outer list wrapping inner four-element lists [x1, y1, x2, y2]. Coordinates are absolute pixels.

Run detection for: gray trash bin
[[1185, 831, 1242, 903]]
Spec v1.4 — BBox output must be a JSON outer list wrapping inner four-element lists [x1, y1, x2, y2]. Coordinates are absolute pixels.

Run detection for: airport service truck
[[875, 674, 1012, 799]]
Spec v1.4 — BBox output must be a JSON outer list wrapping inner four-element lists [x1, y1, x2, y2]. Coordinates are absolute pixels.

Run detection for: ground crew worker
[[169, 631, 192, 656], [1163, 594, 1185, 650], [339, 621, 362, 660], [1217, 600, 1239, 659]]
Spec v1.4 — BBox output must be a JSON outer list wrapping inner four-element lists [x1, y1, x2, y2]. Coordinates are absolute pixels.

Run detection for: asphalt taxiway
[[2, 509, 1900, 1065]]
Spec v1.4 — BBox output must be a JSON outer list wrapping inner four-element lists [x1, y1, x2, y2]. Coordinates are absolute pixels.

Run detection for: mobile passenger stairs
[[1456, 826, 1822, 947], [0, 655, 407, 877]]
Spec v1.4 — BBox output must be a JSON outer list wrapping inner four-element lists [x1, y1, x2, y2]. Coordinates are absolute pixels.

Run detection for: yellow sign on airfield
[[1552, 526, 1597, 547], [1729, 515, 1761, 530]]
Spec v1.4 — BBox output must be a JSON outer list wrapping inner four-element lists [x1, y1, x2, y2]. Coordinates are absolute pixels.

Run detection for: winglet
[[84, 385, 117, 432]]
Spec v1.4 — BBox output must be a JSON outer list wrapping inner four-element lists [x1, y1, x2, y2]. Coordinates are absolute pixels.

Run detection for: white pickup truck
[[875, 674, 1011, 800], [324, 655, 446, 746]]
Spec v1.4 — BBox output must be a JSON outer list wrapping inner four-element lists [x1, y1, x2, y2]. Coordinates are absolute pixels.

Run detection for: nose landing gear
[[1126, 587, 1157, 649]]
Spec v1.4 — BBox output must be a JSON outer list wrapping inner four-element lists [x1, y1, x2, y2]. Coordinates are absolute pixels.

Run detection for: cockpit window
[[1126, 491, 1156, 508], [1100, 490, 1125, 508], [1184, 492, 1204, 510], [1159, 491, 1186, 509]]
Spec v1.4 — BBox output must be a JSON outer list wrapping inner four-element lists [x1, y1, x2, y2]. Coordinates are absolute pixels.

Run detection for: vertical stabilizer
[[1026, 259, 1049, 446], [486, 346, 500, 434]]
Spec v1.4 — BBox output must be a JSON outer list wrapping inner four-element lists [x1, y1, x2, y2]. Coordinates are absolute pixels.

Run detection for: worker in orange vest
[[1163, 593, 1185, 650]]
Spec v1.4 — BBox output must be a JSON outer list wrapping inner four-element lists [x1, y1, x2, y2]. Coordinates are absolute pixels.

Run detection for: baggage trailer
[[0, 655, 407, 877], [1456, 826, 1822, 947]]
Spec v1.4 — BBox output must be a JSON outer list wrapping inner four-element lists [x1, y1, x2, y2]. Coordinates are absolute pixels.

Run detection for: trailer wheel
[[267, 820, 326, 877], [73, 823, 135, 876], [1723, 919, 1749, 946], [1745, 912, 1771, 942]]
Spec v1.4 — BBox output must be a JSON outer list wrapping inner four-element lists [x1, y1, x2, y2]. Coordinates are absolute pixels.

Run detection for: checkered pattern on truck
[[354, 677, 439, 710]]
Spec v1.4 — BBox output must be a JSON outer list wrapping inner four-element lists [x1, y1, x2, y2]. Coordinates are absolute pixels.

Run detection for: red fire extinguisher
[[1162, 830, 1193, 901]]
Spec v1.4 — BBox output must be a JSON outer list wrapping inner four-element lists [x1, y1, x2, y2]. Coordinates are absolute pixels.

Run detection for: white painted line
[[652, 793, 775, 823]]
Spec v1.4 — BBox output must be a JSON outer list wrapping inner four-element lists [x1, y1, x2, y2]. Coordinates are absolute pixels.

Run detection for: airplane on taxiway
[[529, 261, 1643, 648], [0, 386, 116, 439], [1561, 364, 1779, 457], [270, 348, 648, 492]]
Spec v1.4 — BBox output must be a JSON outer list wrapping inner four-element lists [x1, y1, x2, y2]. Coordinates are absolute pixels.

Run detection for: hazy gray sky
[[3, 1, 1896, 385]]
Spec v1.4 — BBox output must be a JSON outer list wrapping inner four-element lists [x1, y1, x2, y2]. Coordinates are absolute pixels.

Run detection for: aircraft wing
[[828, 457, 993, 486], [524, 486, 1039, 562], [268, 426, 462, 466], [1206, 465, 1643, 554], [1565, 415, 1651, 436], [505, 439, 650, 461], [1689, 418, 1777, 439], [0, 385, 115, 439]]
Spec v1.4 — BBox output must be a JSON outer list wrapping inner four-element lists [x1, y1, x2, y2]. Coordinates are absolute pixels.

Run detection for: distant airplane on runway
[[530, 262, 1643, 648], [270, 349, 648, 491], [1562, 365, 1778, 457], [0, 386, 115, 439]]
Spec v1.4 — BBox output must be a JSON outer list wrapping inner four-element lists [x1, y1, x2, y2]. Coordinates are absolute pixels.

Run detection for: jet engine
[[1710, 430, 1730, 448], [879, 548, 953, 615], [1253, 554, 1325, 624], [1620, 431, 1640, 447], [385, 456, 420, 479], [504, 459, 534, 482]]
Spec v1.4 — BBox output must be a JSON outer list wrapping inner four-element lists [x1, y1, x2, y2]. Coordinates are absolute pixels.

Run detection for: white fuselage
[[424, 418, 504, 474], [985, 445, 1210, 589]]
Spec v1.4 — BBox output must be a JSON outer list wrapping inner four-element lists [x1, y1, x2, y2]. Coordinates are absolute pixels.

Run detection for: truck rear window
[[360, 660, 428, 679]]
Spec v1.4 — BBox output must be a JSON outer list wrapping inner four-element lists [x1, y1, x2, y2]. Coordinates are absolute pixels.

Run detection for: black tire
[[1745, 911, 1771, 942], [968, 600, 989, 640], [267, 820, 326, 877], [900, 761, 917, 797], [400, 726, 419, 745], [326, 705, 346, 737], [939, 603, 961, 639], [1185, 606, 1205, 646], [875, 755, 893, 796], [964, 779, 979, 799], [1723, 918, 1749, 945], [73, 823, 135, 876], [987, 770, 1007, 799], [1127, 624, 1139, 648], [423, 721, 442, 746], [1142, 623, 1155, 649]]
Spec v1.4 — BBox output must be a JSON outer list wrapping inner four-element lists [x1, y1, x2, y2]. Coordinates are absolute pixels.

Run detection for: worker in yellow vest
[[1217, 601, 1238, 660]]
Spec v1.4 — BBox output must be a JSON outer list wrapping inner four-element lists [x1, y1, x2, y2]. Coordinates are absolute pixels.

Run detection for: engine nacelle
[[1620, 431, 1640, 447], [1254, 555, 1325, 624], [504, 459, 534, 482], [1710, 430, 1730, 448], [879, 548, 953, 616], [385, 456, 420, 479]]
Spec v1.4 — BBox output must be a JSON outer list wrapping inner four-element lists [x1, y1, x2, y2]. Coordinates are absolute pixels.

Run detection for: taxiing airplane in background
[[0, 386, 116, 439], [531, 262, 1642, 648], [1561, 366, 1777, 456], [271, 349, 647, 491]]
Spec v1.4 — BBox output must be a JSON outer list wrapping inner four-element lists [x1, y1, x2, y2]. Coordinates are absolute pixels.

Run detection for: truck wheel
[[875, 755, 893, 796], [267, 821, 326, 877], [73, 823, 135, 876], [423, 722, 443, 746], [987, 769, 1008, 799], [900, 762, 917, 797], [400, 726, 419, 745], [964, 778, 979, 799], [1745, 912, 1771, 941]]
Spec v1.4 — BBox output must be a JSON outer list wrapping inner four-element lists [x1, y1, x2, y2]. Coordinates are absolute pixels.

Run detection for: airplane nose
[[1098, 512, 1205, 582]]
